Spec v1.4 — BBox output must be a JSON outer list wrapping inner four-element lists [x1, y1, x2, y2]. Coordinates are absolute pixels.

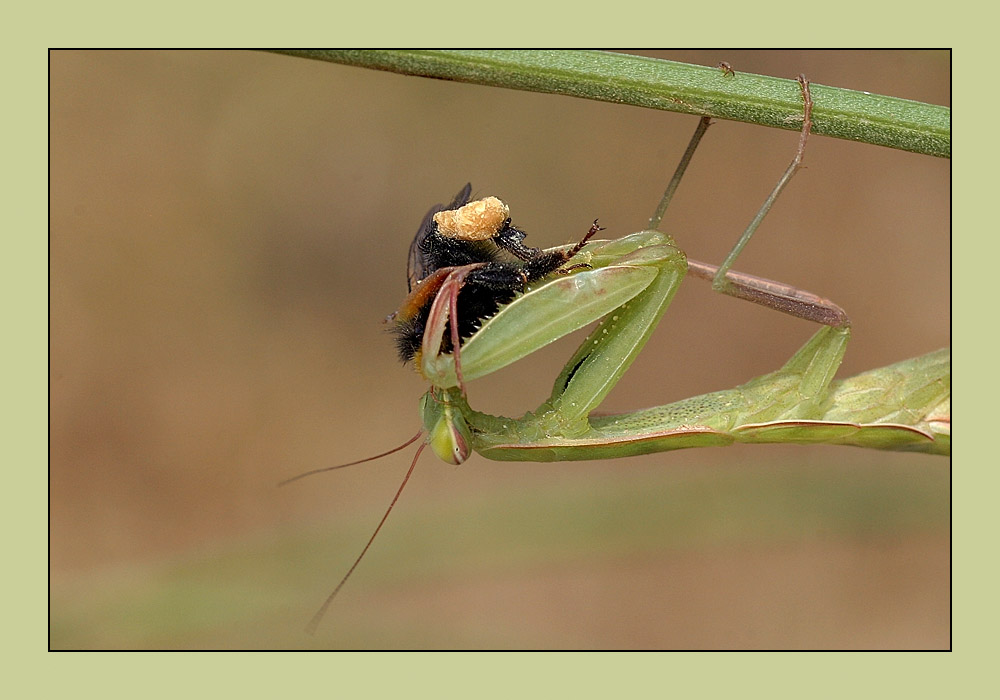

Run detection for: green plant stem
[[272, 50, 949, 158]]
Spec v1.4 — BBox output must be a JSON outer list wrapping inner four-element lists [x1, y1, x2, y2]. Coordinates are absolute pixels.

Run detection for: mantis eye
[[428, 410, 471, 465]]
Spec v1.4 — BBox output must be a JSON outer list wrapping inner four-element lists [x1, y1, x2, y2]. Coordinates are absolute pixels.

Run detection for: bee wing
[[407, 183, 473, 290]]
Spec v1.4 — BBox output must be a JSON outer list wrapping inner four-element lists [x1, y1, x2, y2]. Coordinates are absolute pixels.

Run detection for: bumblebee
[[393, 184, 599, 364]]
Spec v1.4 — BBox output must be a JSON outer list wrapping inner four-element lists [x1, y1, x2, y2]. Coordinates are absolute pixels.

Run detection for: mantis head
[[420, 389, 473, 465]]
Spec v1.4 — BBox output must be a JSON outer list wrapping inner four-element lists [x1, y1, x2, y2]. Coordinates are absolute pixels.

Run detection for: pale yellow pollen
[[433, 196, 510, 240]]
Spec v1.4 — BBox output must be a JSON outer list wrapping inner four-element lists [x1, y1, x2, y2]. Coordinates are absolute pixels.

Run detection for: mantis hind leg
[[652, 75, 841, 328], [711, 75, 814, 294]]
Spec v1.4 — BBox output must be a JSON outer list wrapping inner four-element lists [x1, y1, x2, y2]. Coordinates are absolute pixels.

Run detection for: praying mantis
[[404, 77, 948, 466], [288, 75, 949, 632]]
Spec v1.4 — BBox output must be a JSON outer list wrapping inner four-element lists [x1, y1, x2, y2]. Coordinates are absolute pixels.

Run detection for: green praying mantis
[[410, 77, 948, 465], [287, 75, 949, 632]]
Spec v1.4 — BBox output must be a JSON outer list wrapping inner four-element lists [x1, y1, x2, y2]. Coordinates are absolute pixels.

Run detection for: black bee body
[[393, 184, 583, 364]]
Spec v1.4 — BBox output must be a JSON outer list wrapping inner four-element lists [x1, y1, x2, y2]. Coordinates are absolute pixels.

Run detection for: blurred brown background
[[50, 50, 949, 649]]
